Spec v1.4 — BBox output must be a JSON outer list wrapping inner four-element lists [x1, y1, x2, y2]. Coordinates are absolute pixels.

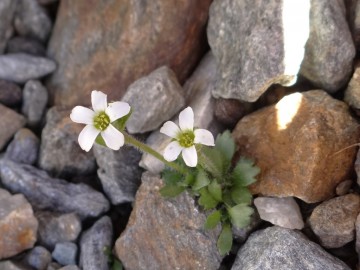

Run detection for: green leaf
[[208, 180, 222, 202], [217, 224, 233, 256], [162, 168, 183, 186], [232, 158, 260, 187], [184, 173, 195, 186], [95, 134, 106, 147], [160, 185, 185, 198], [201, 147, 224, 177], [192, 169, 210, 190], [215, 130, 235, 162], [198, 187, 218, 210], [111, 108, 132, 131], [204, 210, 222, 230], [112, 259, 123, 270], [231, 187, 252, 205], [227, 204, 254, 228]]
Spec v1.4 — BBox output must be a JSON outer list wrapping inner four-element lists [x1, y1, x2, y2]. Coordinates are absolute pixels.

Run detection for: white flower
[[70, 90, 130, 152], [160, 107, 215, 167]]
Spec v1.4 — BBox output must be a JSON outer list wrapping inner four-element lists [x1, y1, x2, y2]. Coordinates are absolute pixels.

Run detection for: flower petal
[[105, 101, 131, 122], [78, 125, 100, 152], [163, 141, 183, 162], [182, 145, 197, 167], [160, 121, 181, 138], [179, 107, 194, 131], [101, 124, 124, 150], [91, 90, 108, 112], [70, 106, 95, 125], [194, 129, 215, 146]]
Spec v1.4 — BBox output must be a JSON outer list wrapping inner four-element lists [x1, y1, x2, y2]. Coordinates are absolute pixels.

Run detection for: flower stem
[[123, 131, 187, 175]]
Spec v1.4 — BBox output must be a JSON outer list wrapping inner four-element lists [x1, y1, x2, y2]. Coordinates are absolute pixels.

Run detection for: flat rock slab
[[46, 0, 211, 107], [233, 90, 359, 203], [231, 226, 350, 270], [0, 103, 26, 151], [115, 172, 222, 270], [0, 159, 110, 219], [0, 188, 38, 260], [0, 53, 56, 84]]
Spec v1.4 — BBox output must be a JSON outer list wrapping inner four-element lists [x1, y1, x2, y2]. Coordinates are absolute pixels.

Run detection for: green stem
[[123, 131, 187, 175]]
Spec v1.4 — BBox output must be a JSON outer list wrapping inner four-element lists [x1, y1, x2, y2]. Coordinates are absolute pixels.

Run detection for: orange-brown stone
[[46, 0, 211, 107], [233, 90, 359, 203]]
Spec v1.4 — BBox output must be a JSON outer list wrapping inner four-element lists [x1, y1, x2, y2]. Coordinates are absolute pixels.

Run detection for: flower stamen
[[178, 131, 195, 148], [93, 111, 110, 131]]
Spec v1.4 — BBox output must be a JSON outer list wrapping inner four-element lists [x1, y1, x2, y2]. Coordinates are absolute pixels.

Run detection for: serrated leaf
[[184, 173, 195, 186], [111, 109, 132, 131], [204, 210, 221, 230], [217, 224, 232, 256], [215, 130, 235, 162], [201, 147, 224, 177], [232, 158, 260, 187], [227, 204, 254, 228], [162, 168, 183, 186], [198, 187, 218, 210], [95, 134, 106, 147], [160, 185, 185, 198], [231, 187, 252, 205], [208, 180, 222, 202], [192, 169, 210, 190]]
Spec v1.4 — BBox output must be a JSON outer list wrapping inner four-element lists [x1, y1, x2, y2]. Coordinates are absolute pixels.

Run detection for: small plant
[[71, 90, 260, 255]]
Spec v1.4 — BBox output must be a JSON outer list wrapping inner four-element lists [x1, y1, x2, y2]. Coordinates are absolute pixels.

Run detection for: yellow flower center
[[178, 130, 195, 148], [93, 111, 110, 131]]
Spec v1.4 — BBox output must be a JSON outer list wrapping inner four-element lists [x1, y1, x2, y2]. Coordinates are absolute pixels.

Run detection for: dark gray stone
[[58, 266, 80, 270], [6, 36, 46, 56], [5, 128, 40, 165], [0, 103, 26, 151], [25, 246, 52, 270], [122, 66, 185, 133], [0, 79, 22, 107], [80, 216, 113, 270], [35, 211, 82, 250], [299, 0, 355, 92], [22, 80, 48, 126], [14, 0, 52, 42], [0, 261, 32, 270], [0, 0, 17, 54], [0, 159, 110, 219], [94, 144, 142, 204], [38, 0, 59, 5], [52, 242, 77, 266], [231, 226, 351, 270], [39, 107, 96, 177], [0, 53, 56, 84], [46, 262, 61, 270]]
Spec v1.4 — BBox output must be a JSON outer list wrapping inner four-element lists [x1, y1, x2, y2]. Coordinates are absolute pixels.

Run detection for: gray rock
[[5, 128, 40, 165], [25, 246, 52, 270], [232, 226, 351, 270], [0, 53, 56, 84], [140, 53, 222, 173], [207, 0, 308, 102], [344, 66, 360, 109], [94, 144, 142, 204], [122, 66, 185, 133], [46, 262, 62, 270], [0, 188, 38, 260], [0, 261, 32, 270], [39, 107, 96, 177], [6, 36, 46, 56], [254, 197, 304, 230], [22, 80, 48, 126], [336, 180, 353, 196], [0, 159, 110, 219], [14, 0, 52, 42], [354, 0, 360, 49], [38, 0, 59, 5], [309, 194, 360, 248], [115, 172, 222, 270], [52, 242, 77, 266], [0, 0, 17, 54], [0, 79, 22, 106], [299, 0, 355, 92], [0, 103, 26, 151], [58, 266, 80, 270], [232, 211, 261, 244], [356, 213, 360, 257], [80, 216, 113, 270], [35, 211, 82, 250]]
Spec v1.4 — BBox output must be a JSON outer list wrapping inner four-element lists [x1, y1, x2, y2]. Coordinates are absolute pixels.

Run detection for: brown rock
[[309, 194, 360, 248], [46, 0, 211, 107], [0, 189, 38, 259], [214, 98, 252, 127], [115, 172, 222, 270], [233, 90, 359, 203], [0, 79, 22, 106], [0, 104, 26, 151]]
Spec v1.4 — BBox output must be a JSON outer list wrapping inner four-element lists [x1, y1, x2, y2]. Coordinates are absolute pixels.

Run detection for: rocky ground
[[1, 0, 360, 269]]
